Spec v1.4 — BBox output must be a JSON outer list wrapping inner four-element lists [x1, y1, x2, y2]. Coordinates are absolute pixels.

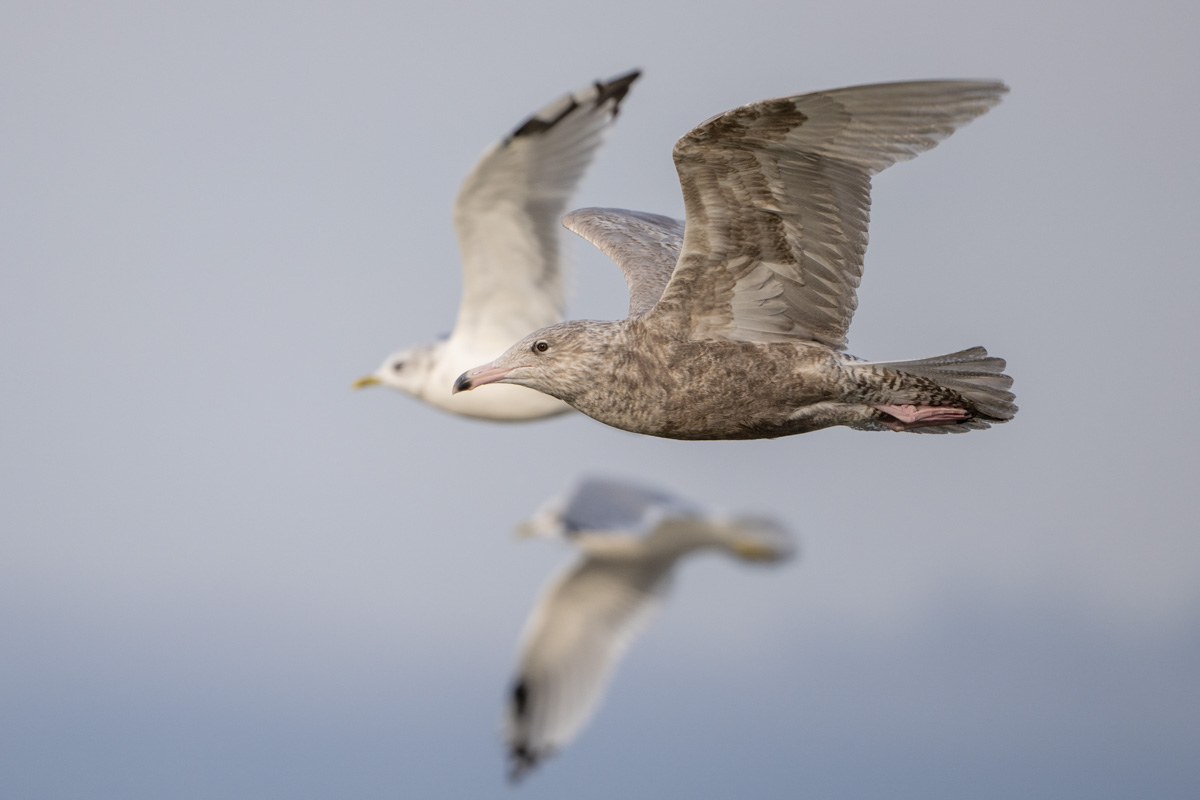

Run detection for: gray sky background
[[3, 1, 1197, 797]]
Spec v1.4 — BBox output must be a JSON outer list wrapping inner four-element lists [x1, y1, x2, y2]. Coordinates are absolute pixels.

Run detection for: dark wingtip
[[506, 678, 542, 782], [596, 68, 641, 115], [510, 98, 580, 139], [509, 68, 642, 141], [507, 743, 542, 784]]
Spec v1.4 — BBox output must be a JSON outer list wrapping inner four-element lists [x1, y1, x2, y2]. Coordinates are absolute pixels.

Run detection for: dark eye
[[533, 340, 550, 353], [392, 361, 404, 373]]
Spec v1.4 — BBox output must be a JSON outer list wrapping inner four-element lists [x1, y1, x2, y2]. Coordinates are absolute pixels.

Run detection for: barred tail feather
[[875, 346, 1017, 422]]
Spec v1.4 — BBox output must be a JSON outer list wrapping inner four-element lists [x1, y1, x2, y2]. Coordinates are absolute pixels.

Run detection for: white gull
[[505, 476, 793, 780], [354, 70, 640, 420]]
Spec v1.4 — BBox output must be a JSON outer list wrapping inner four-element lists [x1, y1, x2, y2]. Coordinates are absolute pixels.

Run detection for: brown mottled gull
[[352, 70, 640, 421], [505, 476, 793, 781], [454, 80, 1017, 439]]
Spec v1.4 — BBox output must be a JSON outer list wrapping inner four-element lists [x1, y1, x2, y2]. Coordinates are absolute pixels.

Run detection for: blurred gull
[[505, 477, 793, 781], [455, 81, 1017, 438], [354, 70, 640, 420]]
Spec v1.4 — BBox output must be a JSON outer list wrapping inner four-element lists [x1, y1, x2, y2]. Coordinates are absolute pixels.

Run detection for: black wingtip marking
[[511, 678, 530, 719], [511, 97, 581, 139], [507, 679, 546, 782], [596, 68, 641, 116], [507, 742, 540, 784], [508, 68, 642, 142]]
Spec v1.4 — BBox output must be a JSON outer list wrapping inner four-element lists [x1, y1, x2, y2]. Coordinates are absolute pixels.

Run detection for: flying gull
[[455, 80, 1017, 439], [505, 476, 793, 781], [353, 69, 640, 420]]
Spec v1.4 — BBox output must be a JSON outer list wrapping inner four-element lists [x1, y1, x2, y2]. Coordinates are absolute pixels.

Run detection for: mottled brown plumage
[[454, 80, 1017, 440]]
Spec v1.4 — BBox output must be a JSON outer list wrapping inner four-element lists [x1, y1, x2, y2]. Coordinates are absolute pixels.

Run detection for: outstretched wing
[[562, 208, 685, 317], [450, 70, 640, 350], [506, 558, 669, 781], [648, 80, 1007, 349], [516, 475, 696, 538]]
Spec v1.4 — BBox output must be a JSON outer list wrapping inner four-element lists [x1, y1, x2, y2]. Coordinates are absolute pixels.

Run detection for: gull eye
[[392, 361, 404, 373], [533, 340, 550, 354]]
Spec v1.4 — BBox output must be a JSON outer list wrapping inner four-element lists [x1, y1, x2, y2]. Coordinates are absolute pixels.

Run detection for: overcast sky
[[2, 1, 1198, 798]]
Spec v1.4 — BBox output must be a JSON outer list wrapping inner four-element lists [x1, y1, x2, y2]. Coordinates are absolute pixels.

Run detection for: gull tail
[[709, 515, 796, 564], [875, 346, 1018, 426]]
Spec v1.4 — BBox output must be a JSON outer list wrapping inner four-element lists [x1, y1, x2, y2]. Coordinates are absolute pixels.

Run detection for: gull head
[[453, 320, 613, 402], [513, 493, 570, 541], [353, 343, 436, 396]]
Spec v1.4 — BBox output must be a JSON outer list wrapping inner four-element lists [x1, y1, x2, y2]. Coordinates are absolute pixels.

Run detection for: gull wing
[[562, 208, 685, 317], [517, 475, 698, 538], [648, 80, 1007, 349], [505, 557, 669, 781], [450, 70, 640, 349]]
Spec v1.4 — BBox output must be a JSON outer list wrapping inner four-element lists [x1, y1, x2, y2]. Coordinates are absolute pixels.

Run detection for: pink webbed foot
[[872, 403, 970, 432]]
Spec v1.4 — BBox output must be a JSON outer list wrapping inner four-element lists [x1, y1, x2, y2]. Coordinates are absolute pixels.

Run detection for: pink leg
[[872, 403, 970, 432]]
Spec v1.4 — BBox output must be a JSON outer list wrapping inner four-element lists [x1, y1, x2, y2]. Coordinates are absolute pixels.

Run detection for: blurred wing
[[650, 80, 1007, 349], [506, 558, 669, 781], [563, 208, 685, 317], [449, 70, 640, 349], [556, 476, 696, 536]]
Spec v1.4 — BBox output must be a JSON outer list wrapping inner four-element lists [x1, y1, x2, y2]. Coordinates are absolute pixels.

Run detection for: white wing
[[562, 208, 685, 317], [450, 71, 640, 350], [650, 80, 1007, 349], [506, 557, 670, 781]]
